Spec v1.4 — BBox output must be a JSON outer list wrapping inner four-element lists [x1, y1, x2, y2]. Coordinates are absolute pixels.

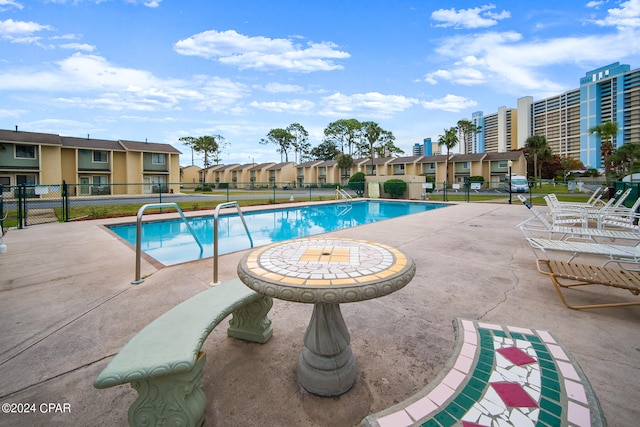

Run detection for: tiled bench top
[[361, 318, 605, 427]]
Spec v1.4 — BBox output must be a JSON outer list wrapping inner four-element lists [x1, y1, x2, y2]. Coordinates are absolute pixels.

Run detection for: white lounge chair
[[544, 188, 632, 226], [526, 237, 640, 266], [545, 187, 606, 208], [517, 195, 640, 242], [597, 196, 640, 231]]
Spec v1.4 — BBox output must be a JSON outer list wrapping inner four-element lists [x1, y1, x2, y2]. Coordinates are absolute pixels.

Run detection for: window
[[15, 144, 36, 159], [93, 151, 108, 163], [93, 176, 108, 186], [462, 162, 470, 169], [498, 160, 508, 168], [152, 153, 165, 164], [16, 174, 36, 185]]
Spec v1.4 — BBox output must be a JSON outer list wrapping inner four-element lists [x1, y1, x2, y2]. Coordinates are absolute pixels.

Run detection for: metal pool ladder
[[336, 187, 352, 202], [132, 203, 203, 284], [212, 201, 253, 285]]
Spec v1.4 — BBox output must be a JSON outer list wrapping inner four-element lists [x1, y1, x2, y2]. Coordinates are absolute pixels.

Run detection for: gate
[[0, 184, 64, 229]]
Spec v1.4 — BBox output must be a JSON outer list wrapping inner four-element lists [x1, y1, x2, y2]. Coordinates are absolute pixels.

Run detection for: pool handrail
[[213, 201, 253, 285], [132, 203, 203, 284], [336, 187, 352, 202]]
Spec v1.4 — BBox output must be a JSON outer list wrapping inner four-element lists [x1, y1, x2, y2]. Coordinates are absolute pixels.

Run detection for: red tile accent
[[496, 347, 536, 366], [462, 422, 489, 427], [491, 382, 538, 408]]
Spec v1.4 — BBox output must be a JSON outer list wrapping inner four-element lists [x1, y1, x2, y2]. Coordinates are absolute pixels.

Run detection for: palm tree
[[525, 135, 548, 186], [589, 121, 619, 180], [457, 119, 482, 154], [438, 127, 458, 190]]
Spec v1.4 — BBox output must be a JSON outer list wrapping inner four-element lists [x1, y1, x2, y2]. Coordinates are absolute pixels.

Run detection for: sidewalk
[[0, 202, 638, 426]]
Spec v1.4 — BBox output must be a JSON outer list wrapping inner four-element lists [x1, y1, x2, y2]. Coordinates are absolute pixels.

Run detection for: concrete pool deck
[[0, 201, 638, 426]]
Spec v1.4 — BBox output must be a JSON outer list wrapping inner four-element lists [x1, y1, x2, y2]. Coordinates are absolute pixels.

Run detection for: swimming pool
[[108, 200, 447, 265]]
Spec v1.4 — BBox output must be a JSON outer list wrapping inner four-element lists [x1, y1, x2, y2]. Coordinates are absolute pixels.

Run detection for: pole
[[508, 165, 512, 204]]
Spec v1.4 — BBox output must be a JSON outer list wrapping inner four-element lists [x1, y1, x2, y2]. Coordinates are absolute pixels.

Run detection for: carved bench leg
[[128, 353, 206, 427], [228, 295, 273, 344]]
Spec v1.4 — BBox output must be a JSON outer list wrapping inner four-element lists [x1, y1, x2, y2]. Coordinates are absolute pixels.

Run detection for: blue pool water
[[109, 200, 447, 265]]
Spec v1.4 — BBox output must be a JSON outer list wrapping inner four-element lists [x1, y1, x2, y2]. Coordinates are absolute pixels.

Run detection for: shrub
[[383, 179, 407, 198], [469, 176, 485, 183], [348, 172, 366, 197]]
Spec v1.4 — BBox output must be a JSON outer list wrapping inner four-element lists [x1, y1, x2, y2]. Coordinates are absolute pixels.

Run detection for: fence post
[[17, 184, 24, 229], [62, 181, 70, 222], [0, 184, 3, 230]]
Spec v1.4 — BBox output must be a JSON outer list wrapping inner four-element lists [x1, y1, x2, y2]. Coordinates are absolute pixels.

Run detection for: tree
[[260, 128, 294, 162], [361, 121, 382, 172], [287, 123, 310, 164], [457, 119, 482, 153], [179, 136, 197, 166], [589, 121, 618, 180], [612, 142, 640, 180], [555, 156, 585, 180], [525, 135, 548, 186], [437, 127, 458, 188], [360, 122, 403, 175], [324, 119, 362, 156], [309, 140, 340, 160], [373, 130, 403, 158], [179, 135, 223, 168], [209, 136, 228, 165], [335, 153, 354, 184]]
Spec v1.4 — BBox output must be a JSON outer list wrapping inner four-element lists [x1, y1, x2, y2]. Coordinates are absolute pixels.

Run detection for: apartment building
[[0, 129, 181, 195]]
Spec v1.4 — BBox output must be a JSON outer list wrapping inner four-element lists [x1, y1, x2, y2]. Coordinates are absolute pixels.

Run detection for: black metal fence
[[1, 180, 638, 230]]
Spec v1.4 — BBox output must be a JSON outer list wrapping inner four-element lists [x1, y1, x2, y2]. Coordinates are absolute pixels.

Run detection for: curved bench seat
[[361, 318, 605, 427], [94, 278, 273, 427]]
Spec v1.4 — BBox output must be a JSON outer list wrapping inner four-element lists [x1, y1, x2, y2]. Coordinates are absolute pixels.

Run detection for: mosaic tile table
[[237, 237, 416, 397], [361, 318, 605, 427]]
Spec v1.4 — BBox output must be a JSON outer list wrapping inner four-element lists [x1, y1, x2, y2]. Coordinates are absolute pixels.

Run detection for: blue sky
[[1, 0, 639, 167]]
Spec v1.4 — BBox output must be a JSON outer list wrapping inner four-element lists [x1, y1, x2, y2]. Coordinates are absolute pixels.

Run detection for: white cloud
[[59, 43, 95, 52], [320, 92, 419, 119], [249, 99, 315, 113], [0, 53, 249, 112], [424, 64, 487, 86], [586, 1, 606, 9], [0, 0, 23, 11], [0, 18, 52, 43], [259, 83, 304, 93], [424, 25, 640, 96], [431, 4, 511, 29], [173, 29, 350, 72], [421, 94, 477, 113], [0, 108, 25, 118], [592, 0, 640, 29]]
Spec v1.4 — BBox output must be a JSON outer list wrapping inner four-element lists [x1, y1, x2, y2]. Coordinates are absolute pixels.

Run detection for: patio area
[[0, 201, 638, 426]]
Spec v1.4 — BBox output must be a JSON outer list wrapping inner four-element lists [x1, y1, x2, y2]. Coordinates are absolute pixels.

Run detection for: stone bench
[[94, 278, 273, 427], [361, 318, 605, 427]]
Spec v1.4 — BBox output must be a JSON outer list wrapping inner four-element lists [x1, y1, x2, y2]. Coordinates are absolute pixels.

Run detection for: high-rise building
[[412, 138, 433, 156], [470, 62, 640, 169]]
